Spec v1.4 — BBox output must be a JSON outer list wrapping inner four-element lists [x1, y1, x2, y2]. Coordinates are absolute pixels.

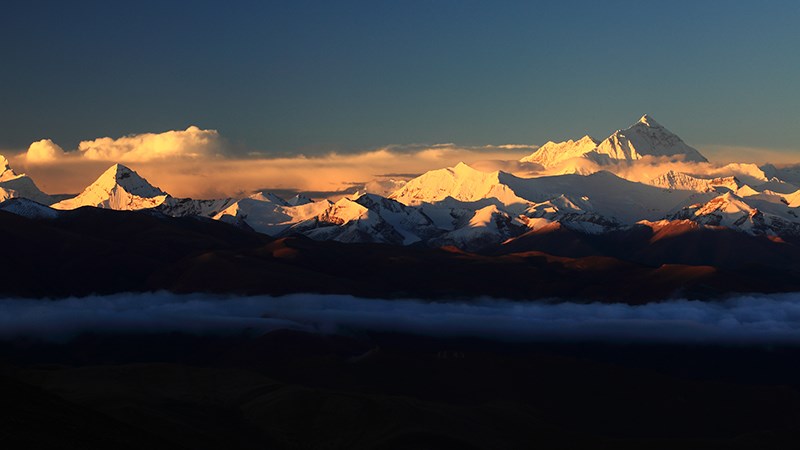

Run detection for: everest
[[521, 115, 708, 169]]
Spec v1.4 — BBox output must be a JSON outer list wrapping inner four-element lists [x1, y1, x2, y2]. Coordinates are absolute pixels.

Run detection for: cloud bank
[[25, 126, 226, 164], [10, 130, 535, 198], [4, 292, 800, 344]]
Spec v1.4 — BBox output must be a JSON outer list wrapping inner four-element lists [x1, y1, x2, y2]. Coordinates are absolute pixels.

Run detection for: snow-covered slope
[[389, 162, 528, 208], [430, 204, 525, 250], [213, 193, 331, 235], [669, 192, 800, 236], [52, 164, 168, 210], [0, 154, 53, 205], [283, 194, 440, 245], [0, 197, 60, 219], [520, 135, 599, 167], [647, 170, 741, 193], [392, 162, 706, 225], [287, 197, 407, 244], [158, 197, 237, 218]]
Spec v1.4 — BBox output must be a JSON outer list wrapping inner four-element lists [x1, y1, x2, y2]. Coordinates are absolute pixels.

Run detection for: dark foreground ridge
[[2, 207, 800, 302]]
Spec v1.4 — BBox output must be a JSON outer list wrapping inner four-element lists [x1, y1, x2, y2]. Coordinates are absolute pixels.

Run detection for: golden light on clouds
[[10, 127, 537, 198]]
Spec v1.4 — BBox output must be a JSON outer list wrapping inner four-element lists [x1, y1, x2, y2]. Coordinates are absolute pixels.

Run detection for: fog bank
[[3, 293, 800, 343]]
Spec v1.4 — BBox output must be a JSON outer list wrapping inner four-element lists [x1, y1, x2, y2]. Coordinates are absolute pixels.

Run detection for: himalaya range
[[3, 115, 800, 252]]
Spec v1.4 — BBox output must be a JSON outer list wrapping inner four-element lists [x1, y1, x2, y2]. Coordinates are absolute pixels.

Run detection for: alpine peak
[[52, 163, 167, 210], [637, 114, 660, 127], [521, 115, 708, 168], [0, 154, 17, 181], [95, 164, 166, 196]]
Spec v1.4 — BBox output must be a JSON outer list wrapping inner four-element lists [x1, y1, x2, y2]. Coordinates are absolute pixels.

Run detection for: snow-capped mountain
[[0, 154, 53, 205], [669, 192, 800, 236], [6, 115, 797, 251], [594, 115, 708, 162], [213, 193, 332, 235], [52, 164, 168, 210], [389, 162, 528, 208], [428, 204, 525, 249], [520, 115, 708, 169]]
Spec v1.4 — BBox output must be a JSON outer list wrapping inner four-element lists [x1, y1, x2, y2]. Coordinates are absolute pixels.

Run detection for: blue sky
[[1, 0, 798, 156]]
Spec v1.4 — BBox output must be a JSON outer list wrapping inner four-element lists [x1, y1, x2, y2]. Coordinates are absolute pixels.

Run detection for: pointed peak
[[93, 163, 165, 196], [635, 114, 662, 128], [577, 135, 599, 145], [101, 163, 136, 178], [0, 154, 18, 180]]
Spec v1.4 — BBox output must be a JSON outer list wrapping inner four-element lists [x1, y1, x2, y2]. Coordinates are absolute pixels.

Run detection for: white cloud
[[77, 125, 226, 162], [25, 139, 66, 164]]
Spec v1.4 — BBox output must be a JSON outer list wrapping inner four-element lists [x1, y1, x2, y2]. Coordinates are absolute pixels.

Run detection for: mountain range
[[3, 115, 799, 252], [2, 115, 800, 300]]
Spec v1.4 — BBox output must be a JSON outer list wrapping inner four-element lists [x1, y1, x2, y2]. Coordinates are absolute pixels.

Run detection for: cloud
[[4, 292, 800, 344], [25, 139, 66, 164], [23, 126, 227, 165], [77, 125, 226, 162], [10, 139, 535, 198]]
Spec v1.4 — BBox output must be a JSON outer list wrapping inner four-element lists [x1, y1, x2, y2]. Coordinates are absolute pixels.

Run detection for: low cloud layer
[[10, 132, 535, 198], [3, 293, 800, 344]]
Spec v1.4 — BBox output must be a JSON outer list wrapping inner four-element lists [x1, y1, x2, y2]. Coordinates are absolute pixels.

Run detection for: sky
[[1, 0, 799, 196]]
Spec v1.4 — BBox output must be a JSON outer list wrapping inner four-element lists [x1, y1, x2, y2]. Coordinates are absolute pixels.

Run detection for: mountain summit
[[0, 154, 53, 204], [521, 115, 708, 168], [0, 155, 12, 180], [52, 163, 168, 210]]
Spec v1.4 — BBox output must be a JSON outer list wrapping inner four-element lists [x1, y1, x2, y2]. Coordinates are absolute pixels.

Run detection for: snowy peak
[[637, 114, 660, 127], [52, 164, 168, 211], [0, 154, 12, 180], [519, 115, 708, 168], [95, 164, 166, 198], [595, 115, 708, 163], [0, 154, 24, 182], [0, 154, 53, 204]]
